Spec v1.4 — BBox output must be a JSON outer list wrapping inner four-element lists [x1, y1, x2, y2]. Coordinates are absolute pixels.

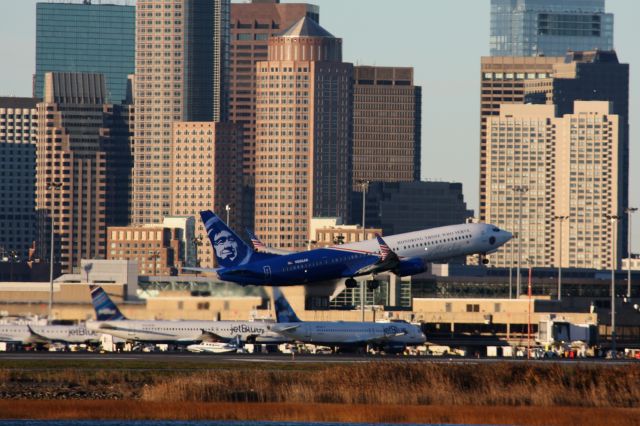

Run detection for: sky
[[0, 0, 638, 243]]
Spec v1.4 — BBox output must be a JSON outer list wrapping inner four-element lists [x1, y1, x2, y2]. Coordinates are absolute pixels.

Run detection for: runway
[[0, 351, 635, 365]]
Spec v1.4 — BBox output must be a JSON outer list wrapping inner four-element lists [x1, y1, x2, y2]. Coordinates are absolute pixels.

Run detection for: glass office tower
[[35, 2, 135, 103], [490, 0, 613, 56]]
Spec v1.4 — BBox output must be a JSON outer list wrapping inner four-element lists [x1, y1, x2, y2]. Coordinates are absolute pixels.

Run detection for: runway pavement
[[0, 351, 636, 365]]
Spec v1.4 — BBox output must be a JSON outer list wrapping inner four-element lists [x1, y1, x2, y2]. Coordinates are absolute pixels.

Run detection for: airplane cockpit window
[[492, 227, 500, 232]]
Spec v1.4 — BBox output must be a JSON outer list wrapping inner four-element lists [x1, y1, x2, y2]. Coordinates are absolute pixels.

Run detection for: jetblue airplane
[[0, 323, 98, 346], [193, 210, 512, 288], [86, 285, 289, 345], [268, 288, 426, 353]]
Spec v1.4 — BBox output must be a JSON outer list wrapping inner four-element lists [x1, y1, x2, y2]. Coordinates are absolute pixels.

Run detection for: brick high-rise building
[[524, 50, 630, 261], [35, 72, 108, 273], [0, 97, 39, 259], [171, 122, 243, 268], [132, 0, 230, 225], [230, 0, 319, 185], [255, 17, 352, 249], [478, 56, 563, 222], [485, 101, 620, 270], [352, 66, 421, 189]]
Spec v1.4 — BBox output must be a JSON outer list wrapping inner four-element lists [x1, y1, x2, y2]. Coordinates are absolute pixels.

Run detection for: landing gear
[[479, 253, 490, 265], [345, 278, 358, 289]]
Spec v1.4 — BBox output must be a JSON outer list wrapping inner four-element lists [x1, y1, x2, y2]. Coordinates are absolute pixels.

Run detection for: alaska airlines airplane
[[268, 288, 426, 352], [86, 285, 289, 345], [194, 210, 512, 288]]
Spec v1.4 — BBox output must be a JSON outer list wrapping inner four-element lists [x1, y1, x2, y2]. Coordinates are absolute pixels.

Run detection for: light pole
[[554, 215, 569, 301], [47, 180, 62, 324], [626, 208, 637, 298], [526, 257, 533, 360], [358, 180, 370, 322], [511, 185, 528, 298], [509, 235, 515, 299], [605, 214, 621, 356], [225, 204, 231, 226]]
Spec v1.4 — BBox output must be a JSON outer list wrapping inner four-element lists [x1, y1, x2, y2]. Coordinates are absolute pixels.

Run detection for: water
[[0, 422, 461, 426]]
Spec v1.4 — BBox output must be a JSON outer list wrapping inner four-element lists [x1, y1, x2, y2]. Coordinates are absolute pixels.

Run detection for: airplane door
[[263, 265, 272, 281]]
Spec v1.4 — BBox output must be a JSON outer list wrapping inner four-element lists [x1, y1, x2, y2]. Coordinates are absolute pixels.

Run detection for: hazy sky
[[1, 0, 638, 242]]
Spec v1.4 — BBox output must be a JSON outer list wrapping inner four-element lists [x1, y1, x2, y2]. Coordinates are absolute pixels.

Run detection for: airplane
[[191, 210, 512, 288], [86, 285, 289, 346], [268, 287, 426, 353], [0, 323, 99, 347], [187, 336, 242, 354]]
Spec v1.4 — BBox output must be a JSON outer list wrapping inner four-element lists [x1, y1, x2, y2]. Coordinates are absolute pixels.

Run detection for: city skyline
[[1, 0, 638, 244]]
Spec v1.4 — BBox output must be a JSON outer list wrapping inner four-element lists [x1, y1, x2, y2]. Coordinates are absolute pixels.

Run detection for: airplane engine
[[396, 258, 427, 277]]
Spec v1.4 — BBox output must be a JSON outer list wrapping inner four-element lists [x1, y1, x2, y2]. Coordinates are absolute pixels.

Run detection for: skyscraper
[[485, 102, 620, 269], [229, 0, 319, 184], [229, 1, 318, 233], [35, 1, 135, 104], [490, 0, 613, 57], [36, 72, 108, 273], [254, 17, 352, 249], [524, 50, 629, 261], [0, 97, 38, 259], [132, 0, 230, 225], [478, 56, 563, 222], [171, 121, 243, 268], [352, 66, 421, 189]]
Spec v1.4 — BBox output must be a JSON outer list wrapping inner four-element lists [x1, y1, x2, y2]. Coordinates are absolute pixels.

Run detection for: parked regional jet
[[268, 288, 426, 352], [86, 285, 289, 345], [191, 210, 511, 288]]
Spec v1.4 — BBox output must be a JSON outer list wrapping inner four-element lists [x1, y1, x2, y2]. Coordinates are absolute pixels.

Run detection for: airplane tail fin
[[272, 287, 301, 323], [200, 210, 254, 268], [376, 234, 394, 262], [246, 228, 267, 252], [89, 285, 127, 321]]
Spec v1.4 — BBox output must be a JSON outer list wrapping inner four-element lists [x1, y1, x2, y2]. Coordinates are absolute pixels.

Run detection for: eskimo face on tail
[[213, 230, 240, 263], [201, 210, 252, 268]]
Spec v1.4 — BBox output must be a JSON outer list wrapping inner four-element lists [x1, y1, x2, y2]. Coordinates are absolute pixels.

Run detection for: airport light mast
[[47, 180, 62, 324], [605, 213, 622, 356], [511, 185, 528, 298], [358, 179, 370, 322], [554, 215, 569, 301], [626, 207, 637, 298]]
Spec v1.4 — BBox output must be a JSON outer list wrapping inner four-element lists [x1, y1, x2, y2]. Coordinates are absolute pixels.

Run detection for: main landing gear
[[479, 253, 490, 265], [346, 278, 358, 289]]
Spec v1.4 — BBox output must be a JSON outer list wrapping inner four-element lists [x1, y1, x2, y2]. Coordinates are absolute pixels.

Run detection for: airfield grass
[[1, 359, 639, 424]]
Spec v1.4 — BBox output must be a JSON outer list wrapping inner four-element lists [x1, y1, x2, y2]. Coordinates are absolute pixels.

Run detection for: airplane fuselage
[[86, 320, 289, 344], [219, 223, 511, 286], [270, 321, 426, 348]]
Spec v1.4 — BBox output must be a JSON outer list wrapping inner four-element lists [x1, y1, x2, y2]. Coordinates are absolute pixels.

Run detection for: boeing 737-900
[[269, 288, 426, 353], [191, 210, 511, 288], [86, 285, 289, 345]]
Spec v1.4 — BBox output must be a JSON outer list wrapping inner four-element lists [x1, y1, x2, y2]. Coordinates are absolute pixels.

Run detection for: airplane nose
[[503, 231, 513, 243]]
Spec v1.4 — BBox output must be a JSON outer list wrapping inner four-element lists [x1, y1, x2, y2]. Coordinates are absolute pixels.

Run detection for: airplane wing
[[182, 267, 221, 277], [271, 324, 302, 333], [26, 325, 53, 344], [353, 234, 400, 276], [200, 329, 229, 343]]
